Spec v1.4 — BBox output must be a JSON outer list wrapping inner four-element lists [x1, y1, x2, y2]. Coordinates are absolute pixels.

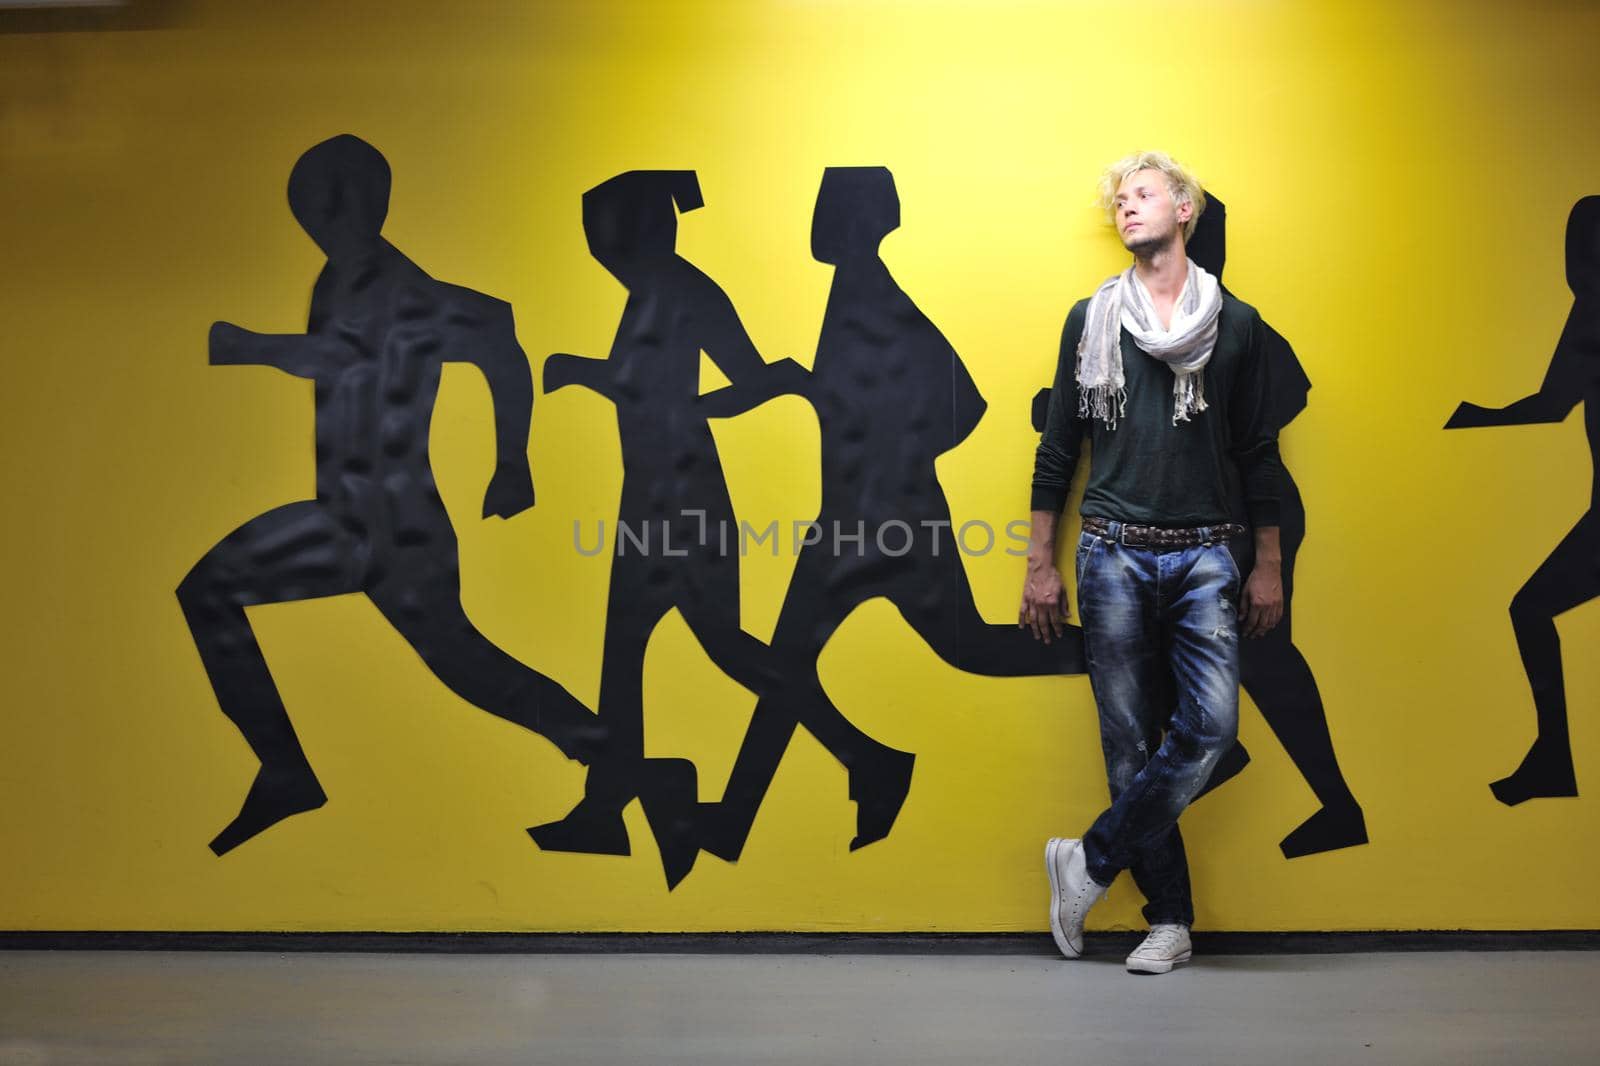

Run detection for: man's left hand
[[1241, 564, 1283, 638]]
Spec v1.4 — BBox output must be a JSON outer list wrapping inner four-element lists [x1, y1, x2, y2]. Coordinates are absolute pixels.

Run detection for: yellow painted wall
[[2, 0, 1597, 932]]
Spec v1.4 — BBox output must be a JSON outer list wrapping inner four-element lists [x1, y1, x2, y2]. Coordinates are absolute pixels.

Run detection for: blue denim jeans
[[1075, 520, 1242, 927]]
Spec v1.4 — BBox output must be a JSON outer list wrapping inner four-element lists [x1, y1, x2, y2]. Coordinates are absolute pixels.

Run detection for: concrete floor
[[0, 949, 1594, 1065]]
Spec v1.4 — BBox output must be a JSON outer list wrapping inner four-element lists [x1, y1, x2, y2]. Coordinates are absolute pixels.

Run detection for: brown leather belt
[[1081, 515, 1246, 550]]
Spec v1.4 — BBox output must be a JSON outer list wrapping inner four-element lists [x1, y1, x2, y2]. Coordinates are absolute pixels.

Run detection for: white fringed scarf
[[1075, 259, 1222, 429]]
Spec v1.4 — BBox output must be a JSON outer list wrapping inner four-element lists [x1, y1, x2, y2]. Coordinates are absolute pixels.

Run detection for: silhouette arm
[[698, 358, 810, 418], [449, 302, 535, 518], [1259, 319, 1310, 427], [1447, 307, 1593, 428], [697, 284, 768, 382], [208, 322, 350, 379], [543, 352, 619, 402], [695, 283, 810, 417]]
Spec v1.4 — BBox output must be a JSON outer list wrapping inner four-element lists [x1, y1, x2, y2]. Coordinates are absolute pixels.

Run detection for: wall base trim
[[4, 930, 1599, 954]]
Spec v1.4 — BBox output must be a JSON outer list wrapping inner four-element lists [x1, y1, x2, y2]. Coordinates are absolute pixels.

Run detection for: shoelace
[[1141, 926, 1187, 953]]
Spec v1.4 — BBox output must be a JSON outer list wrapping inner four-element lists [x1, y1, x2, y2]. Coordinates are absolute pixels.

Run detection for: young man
[[1020, 151, 1285, 974]]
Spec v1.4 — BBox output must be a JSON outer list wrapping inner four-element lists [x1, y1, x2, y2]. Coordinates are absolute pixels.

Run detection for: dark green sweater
[[1031, 293, 1282, 528]]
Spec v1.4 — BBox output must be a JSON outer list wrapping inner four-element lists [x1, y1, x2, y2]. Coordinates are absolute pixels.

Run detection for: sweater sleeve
[[1030, 303, 1089, 514], [1228, 307, 1285, 528]]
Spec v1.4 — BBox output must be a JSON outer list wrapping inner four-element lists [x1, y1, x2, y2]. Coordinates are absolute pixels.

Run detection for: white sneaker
[[1045, 837, 1106, 959], [1126, 923, 1192, 974]]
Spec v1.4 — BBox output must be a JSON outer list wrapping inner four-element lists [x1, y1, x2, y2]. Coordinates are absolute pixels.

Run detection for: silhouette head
[[287, 135, 391, 258], [1187, 192, 1227, 283], [812, 167, 900, 264], [1185, 191, 1311, 423], [1567, 195, 1600, 300], [582, 171, 703, 280]]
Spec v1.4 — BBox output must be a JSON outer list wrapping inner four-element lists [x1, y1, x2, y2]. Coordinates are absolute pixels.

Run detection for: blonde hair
[[1097, 151, 1206, 243]]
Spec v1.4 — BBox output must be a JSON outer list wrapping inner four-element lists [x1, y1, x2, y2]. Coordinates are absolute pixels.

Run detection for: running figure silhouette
[[1447, 195, 1600, 806], [179, 135, 605, 856], [1187, 194, 1366, 856], [700, 167, 1087, 864], [530, 170, 827, 887]]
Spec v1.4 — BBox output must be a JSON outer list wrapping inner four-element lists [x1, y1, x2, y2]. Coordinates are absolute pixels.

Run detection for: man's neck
[[1132, 241, 1189, 329]]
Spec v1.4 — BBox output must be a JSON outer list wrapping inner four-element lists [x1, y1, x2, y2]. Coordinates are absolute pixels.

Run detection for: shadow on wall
[[1446, 195, 1600, 807]]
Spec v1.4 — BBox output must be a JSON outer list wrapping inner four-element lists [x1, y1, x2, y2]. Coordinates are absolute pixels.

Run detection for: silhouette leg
[[701, 694, 800, 863], [699, 621, 913, 856], [368, 559, 607, 762], [176, 501, 366, 855], [682, 549, 912, 858], [1492, 513, 1600, 805], [1191, 725, 1249, 802], [696, 542, 913, 859], [1225, 525, 1364, 852], [1239, 625, 1366, 855], [703, 661, 915, 860], [525, 560, 672, 861]]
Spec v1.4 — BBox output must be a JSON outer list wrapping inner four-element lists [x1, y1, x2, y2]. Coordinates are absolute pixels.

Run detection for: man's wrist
[[1251, 525, 1282, 572]]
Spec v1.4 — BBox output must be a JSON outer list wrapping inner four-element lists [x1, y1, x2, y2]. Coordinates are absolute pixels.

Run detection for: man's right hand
[[1019, 561, 1071, 643]]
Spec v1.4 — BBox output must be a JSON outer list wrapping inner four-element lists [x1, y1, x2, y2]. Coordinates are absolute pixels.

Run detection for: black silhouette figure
[[699, 167, 1088, 864], [530, 170, 832, 887], [1447, 195, 1600, 806], [1029, 193, 1367, 858], [179, 135, 605, 856]]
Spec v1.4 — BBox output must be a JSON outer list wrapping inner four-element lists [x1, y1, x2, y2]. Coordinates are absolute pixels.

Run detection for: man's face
[[1113, 168, 1190, 257]]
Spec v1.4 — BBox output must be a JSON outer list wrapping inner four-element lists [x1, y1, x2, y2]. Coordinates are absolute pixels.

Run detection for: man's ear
[[1176, 198, 1194, 223]]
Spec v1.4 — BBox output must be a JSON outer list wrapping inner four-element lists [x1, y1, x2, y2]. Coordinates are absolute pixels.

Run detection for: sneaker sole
[[1044, 838, 1082, 959], [1126, 950, 1191, 975]]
